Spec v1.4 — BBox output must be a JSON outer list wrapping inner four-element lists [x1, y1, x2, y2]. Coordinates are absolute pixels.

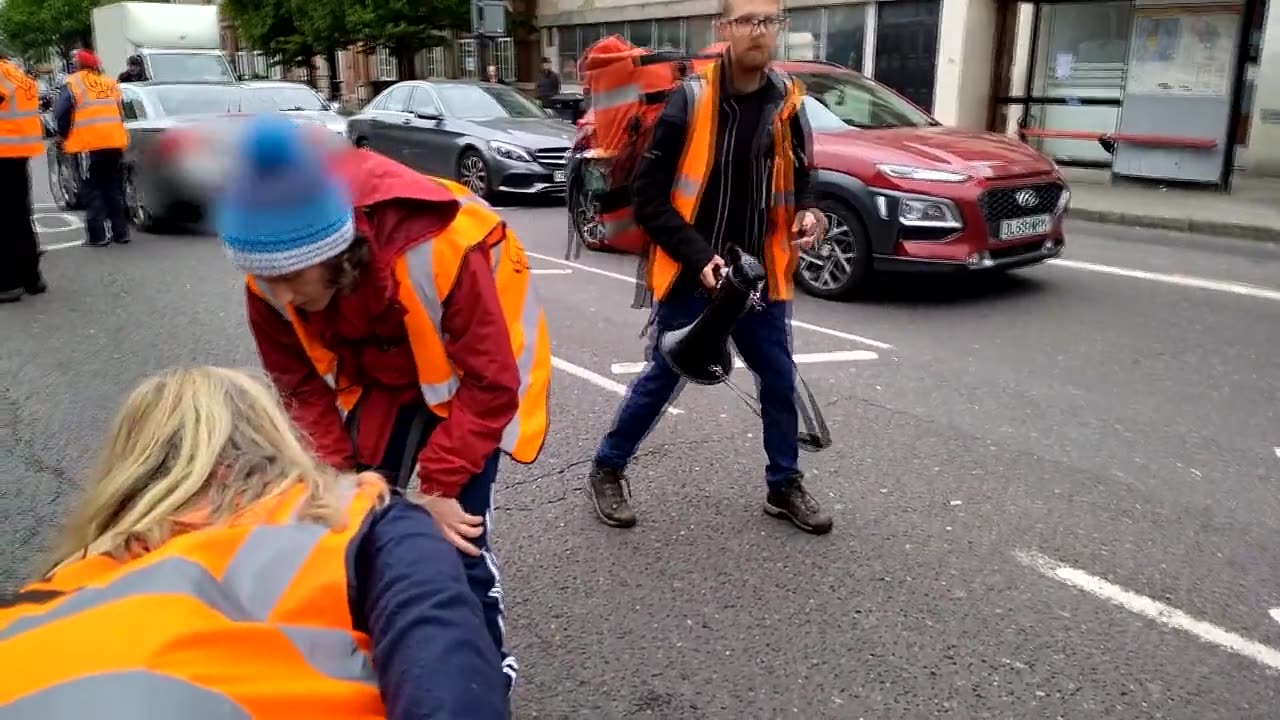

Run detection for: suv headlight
[[873, 192, 964, 229], [490, 140, 534, 162], [877, 164, 969, 183]]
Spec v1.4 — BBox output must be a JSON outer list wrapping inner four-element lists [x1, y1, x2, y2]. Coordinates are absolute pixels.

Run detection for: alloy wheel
[[124, 171, 150, 229], [796, 212, 858, 292], [460, 154, 488, 196]]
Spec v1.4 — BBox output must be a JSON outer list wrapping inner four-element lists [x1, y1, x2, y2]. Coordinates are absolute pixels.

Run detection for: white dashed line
[[1050, 259, 1280, 302], [610, 349, 879, 375], [531, 268, 573, 275], [525, 251, 895, 350], [1016, 549, 1280, 672], [551, 356, 683, 415]]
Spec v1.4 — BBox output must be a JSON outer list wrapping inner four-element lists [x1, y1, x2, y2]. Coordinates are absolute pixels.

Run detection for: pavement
[[4, 158, 1280, 719], [1063, 166, 1280, 243]]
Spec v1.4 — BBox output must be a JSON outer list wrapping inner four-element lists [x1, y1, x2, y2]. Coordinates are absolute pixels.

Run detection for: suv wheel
[[794, 198, 871, 299]]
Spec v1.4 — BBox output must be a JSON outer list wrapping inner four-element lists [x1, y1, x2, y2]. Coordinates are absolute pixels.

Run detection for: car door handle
[[400, 117, 412, 125]]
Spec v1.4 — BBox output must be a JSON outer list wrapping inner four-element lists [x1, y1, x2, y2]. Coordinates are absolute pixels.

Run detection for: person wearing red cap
[[54, 49, 130, 247]]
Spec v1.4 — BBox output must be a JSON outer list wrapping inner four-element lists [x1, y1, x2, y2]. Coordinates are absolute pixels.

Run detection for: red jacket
[[246, 149, 521, 498]]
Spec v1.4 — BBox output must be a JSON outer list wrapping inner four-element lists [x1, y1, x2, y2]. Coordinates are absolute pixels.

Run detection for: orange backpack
[[571, 36, 725, 265]]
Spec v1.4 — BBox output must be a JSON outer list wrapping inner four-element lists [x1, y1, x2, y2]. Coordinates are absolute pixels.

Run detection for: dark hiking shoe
[[112, 232, 131, 244], [0, 289, 23, 304], [83, 239, 110, 248], [764, 475, 833, 535], [587, 464, 637, 528]]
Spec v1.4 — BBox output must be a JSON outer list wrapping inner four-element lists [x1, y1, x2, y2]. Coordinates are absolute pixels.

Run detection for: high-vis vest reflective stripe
[[649, 61, 805, 302], [249, 179, 552, 465], [63, 70, 128, 154], [0, 61, 42, 159], [0, 477, 386, 719]]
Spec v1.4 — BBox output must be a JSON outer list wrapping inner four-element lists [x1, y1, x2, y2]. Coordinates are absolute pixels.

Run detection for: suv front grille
[[534, 148, 570, 169], [977, 183, 1064, 235]]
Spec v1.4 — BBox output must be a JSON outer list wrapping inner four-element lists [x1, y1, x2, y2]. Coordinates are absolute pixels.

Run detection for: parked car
[[567, 61, 1070, 298], [346, 80, 576, 199], [45, 80, 347, 231]]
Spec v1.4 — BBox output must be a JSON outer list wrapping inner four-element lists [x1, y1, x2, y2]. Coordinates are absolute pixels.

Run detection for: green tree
[[290, 0, 354, 97], [221, 0, 315, 77], [0, 0, 95, 66], [347, 0, 468, 78]]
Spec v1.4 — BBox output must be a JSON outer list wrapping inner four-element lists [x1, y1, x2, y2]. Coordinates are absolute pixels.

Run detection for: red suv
[[567, 60, 1070, 298]]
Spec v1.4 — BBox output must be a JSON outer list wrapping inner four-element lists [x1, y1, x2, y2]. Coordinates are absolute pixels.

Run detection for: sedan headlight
[[877, 164, 969, 183], [490, 140, 535, 163]]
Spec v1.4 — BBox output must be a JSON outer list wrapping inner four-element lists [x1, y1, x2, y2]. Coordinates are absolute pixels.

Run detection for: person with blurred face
[[586, 0, 833, 534], [215, 115, 551, 702], [0, 50, 46, 303], [535, 56, 560, 106]]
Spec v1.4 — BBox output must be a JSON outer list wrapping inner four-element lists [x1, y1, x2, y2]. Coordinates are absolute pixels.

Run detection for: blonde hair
[[40, 366, 385, 578]]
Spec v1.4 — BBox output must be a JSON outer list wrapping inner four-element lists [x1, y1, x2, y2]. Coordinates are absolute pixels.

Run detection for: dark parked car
[[568, 61, 1070, 298], [46, 80, 348, 231], [346, 80, 576, 199]]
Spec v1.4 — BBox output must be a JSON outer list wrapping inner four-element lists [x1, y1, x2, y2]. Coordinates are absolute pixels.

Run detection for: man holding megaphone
[[587, 0, 832, 535]]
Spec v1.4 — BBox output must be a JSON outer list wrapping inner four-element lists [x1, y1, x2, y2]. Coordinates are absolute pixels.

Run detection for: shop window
[[604, 22, 627, 40], [630, 20, 654, 49], [825, 5, 867, 72], [580, 24, 603, 53], [873, 0, 940, 112], [655, 19, 683, 51], [785, 8, 824, 60], [557, 27, 579, 82], [686, 16, 715, 51]]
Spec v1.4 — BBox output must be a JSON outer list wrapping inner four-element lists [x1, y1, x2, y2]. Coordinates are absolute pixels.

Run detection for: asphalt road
[[4, 156, 1279, 719]]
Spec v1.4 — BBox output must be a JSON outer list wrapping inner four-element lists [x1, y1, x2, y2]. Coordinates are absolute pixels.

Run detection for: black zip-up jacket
[[631, 60, 816, 299]]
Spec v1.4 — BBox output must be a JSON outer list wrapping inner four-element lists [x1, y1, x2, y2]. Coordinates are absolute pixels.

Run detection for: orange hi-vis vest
[[648, 61, 806, 303], [0, 477, 387, 719], [0, 61, 42, 159], [63, 70, 128, 154], [249, 179, 552, 465]]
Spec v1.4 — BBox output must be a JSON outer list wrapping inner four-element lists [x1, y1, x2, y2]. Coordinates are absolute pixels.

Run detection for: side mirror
[[414, 110, 442, 121]]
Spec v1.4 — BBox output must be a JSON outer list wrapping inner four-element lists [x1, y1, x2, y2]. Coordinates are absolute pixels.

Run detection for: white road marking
[[531, 268, 573, 275], [1050, 259, 1280, 303], [525, 251, 896, 349], [33, 213, 84, 233], [1270, 608, 1280, 626], [1273, 447, 1279, 459], [1016, 549, 1280, 672], [41, 240, 84, 252], [551, 355, 684, 415], [610, 349, 879, 375]]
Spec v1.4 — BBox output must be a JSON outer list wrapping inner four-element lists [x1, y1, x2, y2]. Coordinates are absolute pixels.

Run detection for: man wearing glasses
[[586, 0, 833, 534]]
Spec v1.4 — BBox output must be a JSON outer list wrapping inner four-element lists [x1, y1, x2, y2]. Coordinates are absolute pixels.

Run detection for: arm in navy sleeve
[[54, 86, 74, 139], [631, 85, 717, 273], [351, 497, 507, 720]]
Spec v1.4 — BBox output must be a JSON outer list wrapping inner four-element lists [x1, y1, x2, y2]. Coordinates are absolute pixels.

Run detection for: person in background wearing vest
[[587, 0, 832, 534], [0, 51, 46, 303], [215, 116, 551, 701], [54, 49, 130, 247], [0, 366, 509, 719]]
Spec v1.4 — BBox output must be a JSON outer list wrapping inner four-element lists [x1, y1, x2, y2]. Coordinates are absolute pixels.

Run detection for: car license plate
[[998, 214, 1050, 241], [553, 170, 567, 183]]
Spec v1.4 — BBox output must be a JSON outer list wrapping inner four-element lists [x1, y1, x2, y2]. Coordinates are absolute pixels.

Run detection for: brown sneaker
[[587, 463, 637, 528], [764, 475, 833, 534]]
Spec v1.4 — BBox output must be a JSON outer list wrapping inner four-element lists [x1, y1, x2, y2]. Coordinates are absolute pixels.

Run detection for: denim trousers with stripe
[[594, 289, 802, 488], [377, 404, 517, 692]]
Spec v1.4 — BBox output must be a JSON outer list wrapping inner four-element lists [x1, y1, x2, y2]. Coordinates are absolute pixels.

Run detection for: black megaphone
[[657, 246, 767, 385]]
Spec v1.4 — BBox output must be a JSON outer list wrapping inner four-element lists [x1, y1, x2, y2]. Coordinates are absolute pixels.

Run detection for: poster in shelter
[[1126, 6, 1237, 97]]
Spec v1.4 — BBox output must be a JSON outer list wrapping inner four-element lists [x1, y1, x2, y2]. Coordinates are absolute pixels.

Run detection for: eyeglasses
[[721, 15, 788, 33]]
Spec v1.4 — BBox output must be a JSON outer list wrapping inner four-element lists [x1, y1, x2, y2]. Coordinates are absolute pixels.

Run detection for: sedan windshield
[[149, 85, 240, 116], [240, 86, 330, 112], [435, 84, 546, 119], [793, 71, 935, 131]]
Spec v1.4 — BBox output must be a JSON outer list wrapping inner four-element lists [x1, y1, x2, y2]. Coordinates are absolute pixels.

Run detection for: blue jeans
[[594, 291, 801, 488]]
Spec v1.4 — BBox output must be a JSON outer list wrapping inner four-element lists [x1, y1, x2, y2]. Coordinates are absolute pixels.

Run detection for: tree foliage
[[345, 0, 469, 52], [0, 0, 94, 60]]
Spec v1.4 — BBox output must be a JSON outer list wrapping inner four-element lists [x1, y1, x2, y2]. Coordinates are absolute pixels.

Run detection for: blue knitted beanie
[[215, 115, 355, 277]]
